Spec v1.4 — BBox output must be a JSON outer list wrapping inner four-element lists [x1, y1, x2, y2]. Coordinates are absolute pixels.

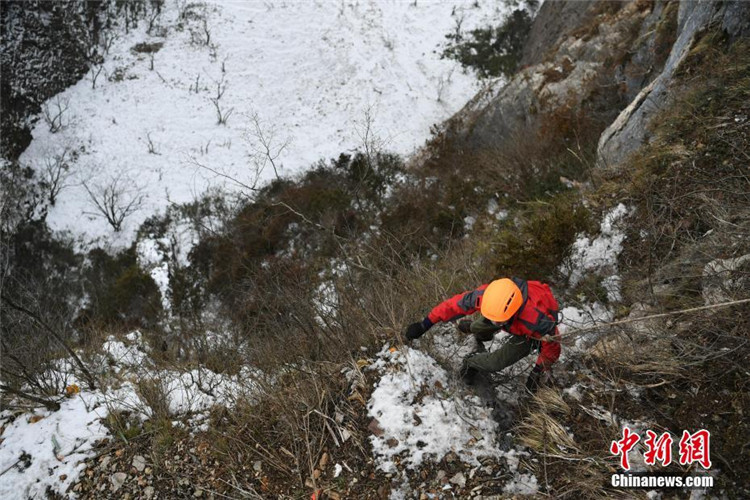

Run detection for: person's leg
[[464, 335, 538, 373], [470, 316, 501, 342]]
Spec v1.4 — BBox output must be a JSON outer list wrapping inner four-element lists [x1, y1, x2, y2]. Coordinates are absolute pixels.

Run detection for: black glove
[[457, 319, 473, 334], [405, 322, 425, 341], [405, 318, 433, 341], [525, 364, 543, 394]]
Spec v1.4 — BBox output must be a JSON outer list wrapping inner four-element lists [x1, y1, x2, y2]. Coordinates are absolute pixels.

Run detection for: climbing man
[[404, 277, 561, 393]]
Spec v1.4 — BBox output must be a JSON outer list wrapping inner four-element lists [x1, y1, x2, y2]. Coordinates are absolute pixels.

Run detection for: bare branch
[[0, 293, 97, 390], [187, 155, 260, 194], [246, 112, 289, 181], [0, 384, 60, 411], [42, 96, 70, 133], [83, 172, 144, 232], [39, 147, 74, 205], [209, 73, 234, 125]]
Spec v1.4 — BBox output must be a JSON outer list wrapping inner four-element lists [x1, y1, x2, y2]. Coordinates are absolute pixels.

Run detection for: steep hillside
[[2, 1, 749, 499]]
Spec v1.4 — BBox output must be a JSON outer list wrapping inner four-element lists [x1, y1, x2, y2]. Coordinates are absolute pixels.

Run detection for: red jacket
[[427, 278, 561, 369]]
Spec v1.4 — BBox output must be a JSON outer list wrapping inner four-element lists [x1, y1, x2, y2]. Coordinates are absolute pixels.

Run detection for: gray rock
[[143, 486, 155, 499], [132, 455, 146, 473], [702, 254, 750, 305], [521, 1, 595, 67], [110, 472, 127, 492], [461, 2, 661, 154], [598, 1, 750, 167], [450, 471, 467, 488]]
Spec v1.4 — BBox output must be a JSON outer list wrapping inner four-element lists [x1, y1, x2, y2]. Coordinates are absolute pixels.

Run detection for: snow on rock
[[701, 253, 750, 305], [424, 323, 483, 371], [502, 472, 539, 495], [19, 0, 511, 245], [561, 203, 628, 302], [366, 345, 504, 472], [0, 393, 109, 499], [313, 260, 349, 324], [136, 236, 172, 312]]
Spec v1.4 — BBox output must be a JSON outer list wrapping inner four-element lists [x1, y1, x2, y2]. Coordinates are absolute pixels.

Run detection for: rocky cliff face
[[597, 0, 750, 166], [453, 1, 678, 154], [449, 0, 749, 169]]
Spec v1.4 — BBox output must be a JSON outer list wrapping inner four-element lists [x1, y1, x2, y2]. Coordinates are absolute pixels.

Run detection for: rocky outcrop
[[597, 1, 750, 167], [457, 1, 678, 154], [519, 1, 594, 67]]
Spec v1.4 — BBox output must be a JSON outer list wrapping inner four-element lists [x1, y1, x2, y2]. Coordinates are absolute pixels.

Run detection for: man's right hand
[[405, 322, 427, 341]]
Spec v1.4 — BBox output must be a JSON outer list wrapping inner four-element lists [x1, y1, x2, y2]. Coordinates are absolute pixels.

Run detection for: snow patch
[[367, 345, 505, 472], [561, 203, 628, 302], [502, 472, 539, 495], [0, 394, 109, 499]]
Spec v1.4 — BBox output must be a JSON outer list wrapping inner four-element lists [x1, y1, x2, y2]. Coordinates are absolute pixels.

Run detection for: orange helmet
[[480, 278, 524, 323]]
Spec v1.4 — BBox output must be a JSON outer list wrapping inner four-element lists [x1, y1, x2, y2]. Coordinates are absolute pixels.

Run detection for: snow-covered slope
[[0, 331, 252, 498], [19, 0, 509, 246]]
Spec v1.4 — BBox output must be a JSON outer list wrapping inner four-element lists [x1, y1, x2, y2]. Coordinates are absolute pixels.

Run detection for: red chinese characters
[[610, 427, 712, 470], [679, 429, 712, 469], [644, 430, 673, 466], [610, 426, 640, 471]]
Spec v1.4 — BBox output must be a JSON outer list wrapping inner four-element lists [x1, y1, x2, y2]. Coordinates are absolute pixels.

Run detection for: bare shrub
[[87, 30, 118, 89], [1, 291, 98, 395], [147, 0, 164, 35], [209, 73, 234, 125], [136, 377, 173, 421], [38, 147, 77, 205], [245, 112, 288, 181], [83, 172, 145, 232], [42, 96, 70, 133], [145, 131, 160, 155]]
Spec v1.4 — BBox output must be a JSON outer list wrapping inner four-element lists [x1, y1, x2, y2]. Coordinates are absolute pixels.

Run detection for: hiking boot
[[459, 359, 479, 385]]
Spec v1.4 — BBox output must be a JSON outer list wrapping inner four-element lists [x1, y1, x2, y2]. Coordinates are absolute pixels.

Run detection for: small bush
[[442, 6, 536, 78], [479, 193, 593, 282], [81, 248, 163, 329], [131, 41, 163, 54]]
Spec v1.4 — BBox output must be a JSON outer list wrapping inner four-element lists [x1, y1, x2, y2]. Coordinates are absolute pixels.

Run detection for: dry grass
[[515, 388, 624, 499]]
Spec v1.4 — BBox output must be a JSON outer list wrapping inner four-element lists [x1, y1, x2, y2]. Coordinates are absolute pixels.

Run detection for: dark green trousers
[[465, 316, 540, 373]]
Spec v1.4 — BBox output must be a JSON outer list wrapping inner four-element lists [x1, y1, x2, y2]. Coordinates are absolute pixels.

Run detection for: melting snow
[[367, 345, 504, 472], [562, 203, 628, 302], [0, 331, 255, 498]]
